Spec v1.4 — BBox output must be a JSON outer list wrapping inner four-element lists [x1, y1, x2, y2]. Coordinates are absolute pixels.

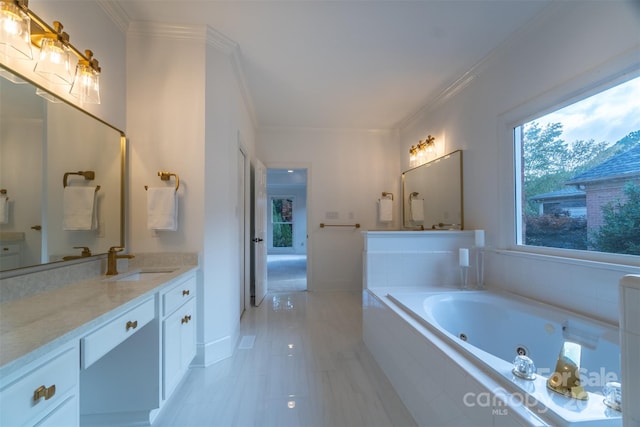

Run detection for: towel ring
[[63, 171, 95, 188], [145, 171, 179, 192], [381, 192, 393, 200]]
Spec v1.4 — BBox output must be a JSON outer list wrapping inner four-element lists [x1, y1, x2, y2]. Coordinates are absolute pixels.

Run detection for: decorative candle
[[459, 248, 469, 267], [475, 230, 485, 247]]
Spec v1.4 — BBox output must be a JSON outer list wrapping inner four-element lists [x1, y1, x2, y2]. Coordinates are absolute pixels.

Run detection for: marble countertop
[[0, 231, 25, 242], [0, 265, 197, 376]]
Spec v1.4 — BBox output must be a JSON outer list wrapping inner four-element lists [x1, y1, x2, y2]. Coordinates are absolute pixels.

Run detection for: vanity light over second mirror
[[402, 150, 463, 230], [0, 66, 125, 272]]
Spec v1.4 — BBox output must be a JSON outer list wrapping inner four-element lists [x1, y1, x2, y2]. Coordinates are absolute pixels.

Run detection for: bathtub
[[385, 290, 622, 426]]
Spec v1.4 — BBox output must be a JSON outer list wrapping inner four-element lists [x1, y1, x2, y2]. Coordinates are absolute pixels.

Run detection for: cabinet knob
[[182, 289, 190, 296], [181, 315, 192, 324], [126, 320, 138, 331], [33, 384, 56, 402]]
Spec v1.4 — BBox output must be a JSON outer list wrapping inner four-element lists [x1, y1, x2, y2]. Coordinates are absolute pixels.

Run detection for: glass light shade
[[0, 0, 32, 60], [426, 142, 435, 153], [70, 62, 100, 104], [34, 36, 73, 84]]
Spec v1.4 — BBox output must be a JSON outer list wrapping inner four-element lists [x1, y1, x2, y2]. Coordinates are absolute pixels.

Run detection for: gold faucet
[[62, 246, 92, 261], [106, 246, 135, 276], [547, 341, 588, 400]]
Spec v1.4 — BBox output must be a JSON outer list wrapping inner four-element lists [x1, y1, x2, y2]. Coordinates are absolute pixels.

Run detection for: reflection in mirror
[[402, 150, 463, 230], [0, 65, 124, 273]]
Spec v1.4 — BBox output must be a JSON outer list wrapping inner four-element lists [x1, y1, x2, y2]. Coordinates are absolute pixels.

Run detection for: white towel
[[410, 198, 424, 222], [147, 187, 178, 230], [63, 187, 97, 230], [378, 198, 393, 222], [0, 196, 8, 224]]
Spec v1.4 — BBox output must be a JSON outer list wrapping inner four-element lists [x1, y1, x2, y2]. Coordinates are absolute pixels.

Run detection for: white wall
[[127, 23, 256, 365], [399, 1, 640, 323], [258, 128, 400, 291]]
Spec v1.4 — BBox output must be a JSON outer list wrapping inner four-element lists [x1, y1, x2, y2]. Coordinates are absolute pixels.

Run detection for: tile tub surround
[[620, 275, 640, 427], [363, 289, 548, 426], [363, 230, 478, 289]]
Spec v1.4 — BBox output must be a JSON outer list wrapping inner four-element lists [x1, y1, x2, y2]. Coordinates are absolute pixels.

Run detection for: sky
[[531, 75, 640, 147]]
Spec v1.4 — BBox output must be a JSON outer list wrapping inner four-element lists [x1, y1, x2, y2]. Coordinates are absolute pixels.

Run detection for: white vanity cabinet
[[1, 265, 199, 427], [161, 273, 196, 400], [0, 240, 22, 270], [0, 343, 79, 427]]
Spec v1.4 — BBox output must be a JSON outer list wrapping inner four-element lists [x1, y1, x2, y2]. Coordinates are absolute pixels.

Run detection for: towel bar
[[320, 223, 360, 228]]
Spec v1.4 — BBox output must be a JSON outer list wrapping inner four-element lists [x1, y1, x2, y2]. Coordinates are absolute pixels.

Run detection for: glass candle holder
[[603, 381, 622, 411]]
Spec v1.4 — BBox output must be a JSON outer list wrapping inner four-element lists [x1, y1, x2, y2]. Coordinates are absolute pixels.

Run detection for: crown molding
[[127, 21, 208, 41], [124, 22, 257, 127], [96, 1, 130, 34], [395, 0, 557, 132], [206, 27, 258, 128]]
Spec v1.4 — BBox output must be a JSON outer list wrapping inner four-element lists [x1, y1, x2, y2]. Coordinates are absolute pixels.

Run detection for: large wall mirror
[[0, 65, 125, 273], [402, 150, 463, 230]]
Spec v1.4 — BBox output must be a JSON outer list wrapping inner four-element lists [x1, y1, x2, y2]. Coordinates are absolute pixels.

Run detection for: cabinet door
[[34, 396, 78, 427], [180, 298, 196, 370], [162, 298, 196, 399]]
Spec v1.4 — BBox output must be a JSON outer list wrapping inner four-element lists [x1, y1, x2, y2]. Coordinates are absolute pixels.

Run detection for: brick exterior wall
[[585, 178, 638, 232]]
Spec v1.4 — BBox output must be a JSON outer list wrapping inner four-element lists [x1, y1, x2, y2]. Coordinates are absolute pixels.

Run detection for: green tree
[[523, 122, 566, 179], [522, 122, 608, 216], [590, 182, 640, 255], [522, 122, 570, 215]]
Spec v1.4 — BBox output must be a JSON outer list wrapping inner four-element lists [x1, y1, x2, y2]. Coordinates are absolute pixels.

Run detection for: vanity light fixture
[[409, 135, 436, 167], [0, 0, 101, 104], [33, 21, 73, 85], [69, 49, 100, 104], [0, 0, 32, 59], [409, 145, 418, 167]]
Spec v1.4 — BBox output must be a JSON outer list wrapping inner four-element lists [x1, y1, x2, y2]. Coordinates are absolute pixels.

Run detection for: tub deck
[[364, 286, 622, 427]]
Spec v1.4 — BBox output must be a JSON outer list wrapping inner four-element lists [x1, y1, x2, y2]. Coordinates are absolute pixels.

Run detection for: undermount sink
[[109, 269, 176, 282]]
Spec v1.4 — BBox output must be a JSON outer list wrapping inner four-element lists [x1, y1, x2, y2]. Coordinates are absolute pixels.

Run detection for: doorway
[[266, 169, 307, 292]]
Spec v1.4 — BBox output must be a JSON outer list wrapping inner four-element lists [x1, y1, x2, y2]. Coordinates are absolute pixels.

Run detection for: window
[[514, 75, 640, 256], [271, 197, 293, 248]]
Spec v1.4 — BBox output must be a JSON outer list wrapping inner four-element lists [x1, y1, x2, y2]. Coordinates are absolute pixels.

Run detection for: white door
[[253, 159, 268, 306]]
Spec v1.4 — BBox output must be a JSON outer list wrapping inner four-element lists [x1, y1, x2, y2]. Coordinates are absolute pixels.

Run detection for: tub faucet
[[546, 341, 588, 400], [106, 246, 135, 276]]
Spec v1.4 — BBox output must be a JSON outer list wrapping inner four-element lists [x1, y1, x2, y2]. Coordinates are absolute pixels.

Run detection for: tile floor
[[153, 290, 417, 427], [267, 254, 307, 292]]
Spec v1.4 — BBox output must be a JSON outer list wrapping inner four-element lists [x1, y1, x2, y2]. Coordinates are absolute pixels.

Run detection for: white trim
[[497, 48, 640, 264], [97, 0, 130, 34], [126, 22, 258, 128]]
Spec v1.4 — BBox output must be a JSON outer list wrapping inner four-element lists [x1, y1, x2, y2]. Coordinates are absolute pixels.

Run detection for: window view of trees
[[272, 198, 293, 248], [517, 76, 640, 256]]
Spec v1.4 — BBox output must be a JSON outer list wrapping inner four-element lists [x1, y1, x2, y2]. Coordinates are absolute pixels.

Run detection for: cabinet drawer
[[0, 242, 21, 255], [34, 395, 78, 427], [162, 275, 196, 317], [0, 346, 78, 427], [81, 297, 155, 369]]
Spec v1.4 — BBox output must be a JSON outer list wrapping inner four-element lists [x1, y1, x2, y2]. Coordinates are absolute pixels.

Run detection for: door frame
[[238, 134, 251, 315]]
